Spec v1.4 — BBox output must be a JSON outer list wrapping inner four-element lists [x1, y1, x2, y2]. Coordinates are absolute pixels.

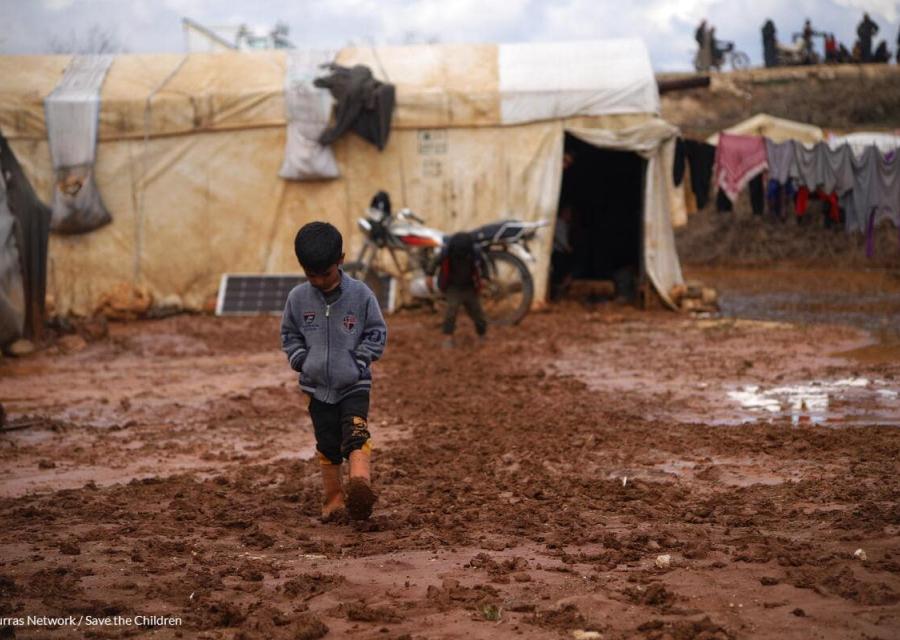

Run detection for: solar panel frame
[[215, 273, 306, 316], [215, 272, 397, 316]]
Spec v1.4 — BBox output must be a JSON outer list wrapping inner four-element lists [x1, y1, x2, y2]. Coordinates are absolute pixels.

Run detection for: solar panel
[[216, 274, 305, 316], [215, 273, 396, 316]]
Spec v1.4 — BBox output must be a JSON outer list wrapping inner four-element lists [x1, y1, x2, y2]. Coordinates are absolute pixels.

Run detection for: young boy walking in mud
[[281, 222, 387, 522]]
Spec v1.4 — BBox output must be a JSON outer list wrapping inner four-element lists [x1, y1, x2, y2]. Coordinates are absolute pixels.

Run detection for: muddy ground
[[1, 268, 899, 640]]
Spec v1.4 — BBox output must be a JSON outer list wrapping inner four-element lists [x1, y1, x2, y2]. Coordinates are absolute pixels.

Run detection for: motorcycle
[[345, 195, 547, 325]]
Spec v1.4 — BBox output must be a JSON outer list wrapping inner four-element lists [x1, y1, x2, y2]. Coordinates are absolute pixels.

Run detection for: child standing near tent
[[280, 222, 388, 522], [436, 231, 487, 347]]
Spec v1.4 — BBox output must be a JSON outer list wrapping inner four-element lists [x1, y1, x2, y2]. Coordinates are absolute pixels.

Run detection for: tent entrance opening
[[552, 134, 645, 301]]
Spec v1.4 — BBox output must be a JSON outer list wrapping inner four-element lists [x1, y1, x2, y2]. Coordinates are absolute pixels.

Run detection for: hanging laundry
[[716, 189, 733, 212], [816, 189, 840, 224], [683, 163, 698, 216], [684, 140, 715, 209], [795, 186, 810, 216], [315, 64, 396, 151], [848, 145, 900, 236], [791, 141, 854, 195], [44, 54, 114, 234], [749, 174, 765, 215], [279, 50, 340, 181], [765, 139, 795, 184], [866, 207, 877, 258], [715, 133, 768, 203], [673, 138, 686, 186]]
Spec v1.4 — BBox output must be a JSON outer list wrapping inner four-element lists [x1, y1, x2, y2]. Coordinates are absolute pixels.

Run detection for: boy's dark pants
[[442, 286, 487, 336], [309, 392, 370, 465]]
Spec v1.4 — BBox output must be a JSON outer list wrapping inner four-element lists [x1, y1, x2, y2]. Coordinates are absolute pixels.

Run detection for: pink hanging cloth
[[715, 132, 768, 203]]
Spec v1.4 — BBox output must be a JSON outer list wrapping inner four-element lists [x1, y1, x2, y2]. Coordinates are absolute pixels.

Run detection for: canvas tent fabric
[[0, 41, 685, 316], [498, 40, 660, 124], [278, 49, 339, 180], [44, 54, 114, 233], [707, 113, 824, 146]]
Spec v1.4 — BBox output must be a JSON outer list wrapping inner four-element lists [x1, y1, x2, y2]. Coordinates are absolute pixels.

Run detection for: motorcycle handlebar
[[397, 208, 426, 224]]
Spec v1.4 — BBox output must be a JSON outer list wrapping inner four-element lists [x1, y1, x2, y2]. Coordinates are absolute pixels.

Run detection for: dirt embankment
[[660, 64, 900, 139]]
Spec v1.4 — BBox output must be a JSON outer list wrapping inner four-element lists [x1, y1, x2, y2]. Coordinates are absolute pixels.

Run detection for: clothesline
[[713, 131, 900, 237]]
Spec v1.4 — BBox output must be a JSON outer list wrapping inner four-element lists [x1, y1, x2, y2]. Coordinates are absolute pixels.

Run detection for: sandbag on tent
[[279, 49, 340, 180], [44, 54, 113, 234], [0, 154, 24, 345], [0, 133, 51, 339]]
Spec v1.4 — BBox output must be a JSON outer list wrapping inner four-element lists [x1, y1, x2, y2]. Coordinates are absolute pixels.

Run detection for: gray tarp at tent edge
[[0, 154, 24, 345], [0, 133, 51, 341]]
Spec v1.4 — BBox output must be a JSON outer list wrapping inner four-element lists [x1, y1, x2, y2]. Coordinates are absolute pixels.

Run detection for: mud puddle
[[726, 377, 900, 426]]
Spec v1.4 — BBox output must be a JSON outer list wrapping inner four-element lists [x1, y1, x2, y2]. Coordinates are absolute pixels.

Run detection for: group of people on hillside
[[697, 13, 898, 70], [761, 13, 897, 67]]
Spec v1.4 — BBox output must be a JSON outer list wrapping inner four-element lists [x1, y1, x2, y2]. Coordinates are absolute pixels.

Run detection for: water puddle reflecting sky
[[727, 378, 900, 426]]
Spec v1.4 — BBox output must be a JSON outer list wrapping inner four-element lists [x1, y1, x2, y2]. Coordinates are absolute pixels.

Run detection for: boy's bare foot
[[346, 478, 377, 520]]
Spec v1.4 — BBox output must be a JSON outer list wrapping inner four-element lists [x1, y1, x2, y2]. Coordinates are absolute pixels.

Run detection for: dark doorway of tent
[[549, 133, 646, 304]]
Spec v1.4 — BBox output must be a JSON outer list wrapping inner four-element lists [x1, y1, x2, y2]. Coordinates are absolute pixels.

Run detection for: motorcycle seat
[[471, 220, 525, 243]]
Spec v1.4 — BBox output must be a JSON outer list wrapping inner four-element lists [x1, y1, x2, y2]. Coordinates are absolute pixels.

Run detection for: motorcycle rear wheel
[[730, 51, 750, 70], [480, 250, 533, 326]]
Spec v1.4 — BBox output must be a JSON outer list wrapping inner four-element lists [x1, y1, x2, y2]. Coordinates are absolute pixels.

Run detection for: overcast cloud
[[1, 0, 897, 70]]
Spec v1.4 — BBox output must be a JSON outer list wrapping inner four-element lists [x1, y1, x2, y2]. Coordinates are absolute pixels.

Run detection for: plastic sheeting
[[828, 132, 900, 159], [499, 40, 660, 125], [0, 156, 25, 345], [0, 133, 51, 340], [278, 49, 339, 180], [44, 55, 113, 233], [567, 118, 684, 308]]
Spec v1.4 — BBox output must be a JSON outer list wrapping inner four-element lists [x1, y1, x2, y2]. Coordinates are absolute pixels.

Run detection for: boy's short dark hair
[[294, 222, 343, 273]]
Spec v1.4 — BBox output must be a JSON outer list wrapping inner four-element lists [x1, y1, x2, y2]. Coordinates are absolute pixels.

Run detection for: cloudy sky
[[1, 0, 897, 70]]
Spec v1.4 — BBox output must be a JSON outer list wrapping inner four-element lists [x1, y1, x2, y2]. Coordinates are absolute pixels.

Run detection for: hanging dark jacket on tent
[[684, 140, 716, 209], [314, 64, 396, 151], [0, 132, 51, 341]]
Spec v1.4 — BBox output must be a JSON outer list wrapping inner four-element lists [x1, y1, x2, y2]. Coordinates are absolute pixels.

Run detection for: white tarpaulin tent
[[0, 39, 685, 315], [828, 132, 900, 158]]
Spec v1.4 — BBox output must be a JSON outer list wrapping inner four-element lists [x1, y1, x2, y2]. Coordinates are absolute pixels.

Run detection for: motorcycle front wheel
[[480, 250, 533, 326]]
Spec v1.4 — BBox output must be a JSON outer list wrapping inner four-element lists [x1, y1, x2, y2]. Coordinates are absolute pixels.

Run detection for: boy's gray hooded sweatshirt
[[281, 271, 387, 403]]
